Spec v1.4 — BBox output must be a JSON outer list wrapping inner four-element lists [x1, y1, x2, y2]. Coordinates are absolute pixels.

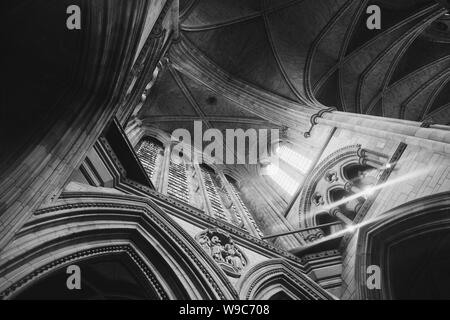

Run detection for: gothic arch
[[355, 191, 450, 300], [0, 193, 238, 300], [127, 126, 172, 148], [299, 145, 362, 225], [13, 248, 163, 300], [298, 144, 388, 241], [236, 259, 334, 300], [129, 123, 235, 172]]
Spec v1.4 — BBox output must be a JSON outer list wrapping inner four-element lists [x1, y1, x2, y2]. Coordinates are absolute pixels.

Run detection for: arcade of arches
[[1, 0, 450, 300]]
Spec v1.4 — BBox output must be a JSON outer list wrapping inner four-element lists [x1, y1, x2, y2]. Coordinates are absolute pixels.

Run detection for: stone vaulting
[[1, 0, 450, 300]]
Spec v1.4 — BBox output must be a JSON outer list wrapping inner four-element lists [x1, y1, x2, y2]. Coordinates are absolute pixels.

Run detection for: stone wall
[[336, 128, 450, 299]]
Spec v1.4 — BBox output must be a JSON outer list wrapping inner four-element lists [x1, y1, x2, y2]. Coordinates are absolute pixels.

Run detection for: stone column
[[330, 208, 353, 225]]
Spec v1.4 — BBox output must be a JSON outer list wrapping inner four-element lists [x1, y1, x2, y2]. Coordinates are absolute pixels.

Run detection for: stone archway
[[298, 145, 388, 241], [355, 191, 450, 299], [14, 251, 160, 300], [0, 193, 238, 300], [236, 259, 334, 300]]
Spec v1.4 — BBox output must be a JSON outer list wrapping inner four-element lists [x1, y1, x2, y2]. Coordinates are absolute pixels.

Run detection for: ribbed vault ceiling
[[138, 0, 450, 140]]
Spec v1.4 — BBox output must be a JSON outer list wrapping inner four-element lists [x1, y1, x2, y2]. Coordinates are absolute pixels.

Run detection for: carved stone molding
[[2, 195, 239, 300], [236, 259, 335, 300], [354, 191, 450, 300], [81, 136, 308, 265], [0, 245, 167, 300], [304, 107, 337, 138], [340, 142, 408, 247], [298, 145, 363, 228]]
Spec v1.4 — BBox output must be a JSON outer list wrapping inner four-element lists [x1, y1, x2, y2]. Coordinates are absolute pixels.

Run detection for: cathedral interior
[[1, 0, 450, 300]]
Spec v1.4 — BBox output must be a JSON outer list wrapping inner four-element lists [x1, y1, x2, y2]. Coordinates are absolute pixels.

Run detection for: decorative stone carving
[[196, 229, 248, 277], [299, 145, 386, 238], [325, 171, 339, 183], [311, 192, 324, 206], [344, 181, 354, 192]]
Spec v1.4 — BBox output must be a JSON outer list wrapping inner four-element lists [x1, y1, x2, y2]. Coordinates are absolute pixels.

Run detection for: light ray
[[321, 167, 431, 212], [290, 167, 434, 254]]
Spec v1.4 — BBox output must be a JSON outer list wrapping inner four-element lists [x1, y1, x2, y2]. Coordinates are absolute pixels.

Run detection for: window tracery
[[136, 137, 265, 237], [298, 145, 390, 241], [136, 138, 164, 185]]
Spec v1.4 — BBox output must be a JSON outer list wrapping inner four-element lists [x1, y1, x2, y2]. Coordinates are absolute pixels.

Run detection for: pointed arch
[[0, 193, 238, 300], [355, 191, 450, 299], [236, 259, 334, 300]]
